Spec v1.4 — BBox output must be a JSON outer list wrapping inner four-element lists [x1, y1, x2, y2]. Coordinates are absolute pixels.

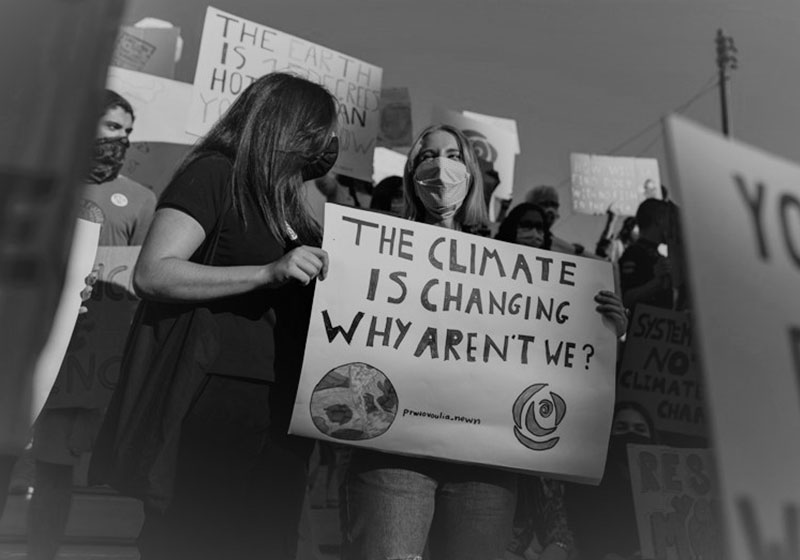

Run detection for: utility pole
[[715, 29, 738, 137]]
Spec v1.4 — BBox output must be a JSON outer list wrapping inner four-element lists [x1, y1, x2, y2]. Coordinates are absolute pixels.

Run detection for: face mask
[[302, 136, 339, 182], [88, 137, 129, 184], [413, 157, 470, 219]]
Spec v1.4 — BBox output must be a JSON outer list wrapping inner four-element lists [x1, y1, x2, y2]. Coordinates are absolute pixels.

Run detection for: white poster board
[[665, 114, 800, 560], [462, 110, 521, 155], [290, 204, 618, 484], [187, 7, 382, 182], [433, 107, 518, 221], [628, 444, 722, 560], [106, 66, 196, 145], [570, 153, 661, 216]]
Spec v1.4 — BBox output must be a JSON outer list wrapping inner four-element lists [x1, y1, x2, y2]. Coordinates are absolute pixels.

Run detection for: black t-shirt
[[158, 154, 313, 382], [618, 238, 672, 310]]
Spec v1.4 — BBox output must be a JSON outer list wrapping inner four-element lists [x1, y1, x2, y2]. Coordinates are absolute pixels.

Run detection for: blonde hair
[[402, 124, 488, 229]]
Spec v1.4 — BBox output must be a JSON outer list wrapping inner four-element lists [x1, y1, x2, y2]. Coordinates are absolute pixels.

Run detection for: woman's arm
[[133, 208, 328, 303]]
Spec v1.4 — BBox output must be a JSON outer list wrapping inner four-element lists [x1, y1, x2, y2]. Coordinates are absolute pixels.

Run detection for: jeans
[[341, 450, 517, 560]]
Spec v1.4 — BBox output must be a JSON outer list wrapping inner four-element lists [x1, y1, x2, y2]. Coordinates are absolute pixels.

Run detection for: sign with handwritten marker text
[[570, 153, 661, 216], [187, 7, 382, 182], [290, 204, 618, 483]]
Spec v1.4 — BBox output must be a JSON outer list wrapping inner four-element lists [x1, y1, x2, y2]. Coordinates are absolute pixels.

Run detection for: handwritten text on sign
[[628, 444, 722, 560], [617, 304, 707, 438], [290, 205, 618, 484], [188, 7, 382, 182]]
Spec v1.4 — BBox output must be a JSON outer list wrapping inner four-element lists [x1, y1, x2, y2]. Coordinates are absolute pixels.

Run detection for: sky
[[121, 0, 800, 246]]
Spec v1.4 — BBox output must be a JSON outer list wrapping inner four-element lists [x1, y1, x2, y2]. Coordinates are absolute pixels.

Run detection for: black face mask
[[88, 137, 129, 184], [301, 136, 339, 181]]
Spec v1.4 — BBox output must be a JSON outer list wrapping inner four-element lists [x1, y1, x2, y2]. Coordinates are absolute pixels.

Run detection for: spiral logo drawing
[[463, 129, 498, 163], [512, 383, 567, 451]]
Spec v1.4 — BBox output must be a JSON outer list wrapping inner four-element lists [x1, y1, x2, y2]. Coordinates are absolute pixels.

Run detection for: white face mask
[[413, 157, 470, 219]]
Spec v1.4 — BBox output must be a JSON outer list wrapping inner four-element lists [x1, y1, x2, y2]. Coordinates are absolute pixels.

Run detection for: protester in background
[[27, 90, 156, 560], [369, 175, 404, 216], [595, 206, 639, 262], [314, 172, 372, 208], [89, 73, 336, 560], [524, 185, 586, 256], [618, 198, 672, 311], [565, 401, 658, 560], [497, 203, 628, 560]]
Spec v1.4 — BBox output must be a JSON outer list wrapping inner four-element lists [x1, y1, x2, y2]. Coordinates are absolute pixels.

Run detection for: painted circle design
[[463, 129, 498, 163], [310, 362, 398, 441], [512, 383, 567, 451]]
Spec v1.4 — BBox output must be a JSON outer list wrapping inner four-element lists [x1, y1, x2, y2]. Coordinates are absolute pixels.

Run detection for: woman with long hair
[[95, 73, 338, 560], [341, 124, 515, 560]]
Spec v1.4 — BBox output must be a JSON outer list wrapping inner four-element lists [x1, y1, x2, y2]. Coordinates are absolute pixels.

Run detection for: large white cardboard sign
[[187, 7, 382, 182], [570, 153, 661, 216], [665, 114, 800, 560], [290, 204, 618, 484]]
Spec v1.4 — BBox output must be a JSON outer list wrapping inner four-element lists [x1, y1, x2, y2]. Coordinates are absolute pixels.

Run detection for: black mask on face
[[88, 137, 129, 184], [301, 136, 339, 182]]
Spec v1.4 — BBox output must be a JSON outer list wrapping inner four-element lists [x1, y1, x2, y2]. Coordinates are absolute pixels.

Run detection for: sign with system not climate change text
[[290, 204, 619, 484]]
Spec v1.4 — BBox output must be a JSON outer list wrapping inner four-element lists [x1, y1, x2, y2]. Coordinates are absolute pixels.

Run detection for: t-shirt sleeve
[[158, 155, 232, 236]]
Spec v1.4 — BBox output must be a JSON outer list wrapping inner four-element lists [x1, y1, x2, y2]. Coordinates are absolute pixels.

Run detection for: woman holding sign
[[90, 73, 337, 560], [340, 127, 629, 560]]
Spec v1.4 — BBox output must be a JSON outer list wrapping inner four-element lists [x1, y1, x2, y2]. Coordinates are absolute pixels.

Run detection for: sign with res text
[[570, 153, 661, 216], [617, 305, 707, 439], [628, 445, 722, 560], [290, 205, 618, 483], [188, 7, 382, 182], [666, 114, 800, 560], [45, 247, 139, 410]]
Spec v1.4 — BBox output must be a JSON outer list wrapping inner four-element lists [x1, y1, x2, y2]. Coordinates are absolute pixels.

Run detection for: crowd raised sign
[[290, 204, 618, 483], [187, 7, 383, 182], [617, 304, 707, 439], [628, 444, 722, 560], [666, 114, 800, 560], [570, 153, 661, 216], [45, 247, 139, 410]]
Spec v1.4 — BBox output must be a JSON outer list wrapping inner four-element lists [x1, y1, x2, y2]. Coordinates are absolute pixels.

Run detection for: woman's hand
[[595, 290, 628, 337], [264, 246, 329, 287]]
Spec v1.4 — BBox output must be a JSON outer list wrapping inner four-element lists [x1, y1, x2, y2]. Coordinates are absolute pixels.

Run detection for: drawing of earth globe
[[310, 362, 398, 441]]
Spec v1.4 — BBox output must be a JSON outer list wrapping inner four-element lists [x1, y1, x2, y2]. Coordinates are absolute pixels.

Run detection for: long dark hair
[[176, 73, 337, 246], [402, 124, 488, 229], [495, 202, 552, 250]]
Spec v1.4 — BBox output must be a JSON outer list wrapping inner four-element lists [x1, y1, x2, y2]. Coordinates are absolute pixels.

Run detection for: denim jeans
[[341, 450, 517, 560]]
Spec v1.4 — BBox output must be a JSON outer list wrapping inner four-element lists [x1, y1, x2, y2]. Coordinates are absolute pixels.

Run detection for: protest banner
[[372, 147, 407, 186], [45, 247, 139, 410], [31, 219, 101, 421], [187, 7, 382, 182], [433, 107, 519, 221], [377, 87, 413, 148], [107, 66, 196, 146], [665, 114, 800, 560], [570, 153, 661, 216], [617, 304, 707, 439], [627, 444, 722, 560], [290, 204, 618, 483], [462, 110, 521, 154]]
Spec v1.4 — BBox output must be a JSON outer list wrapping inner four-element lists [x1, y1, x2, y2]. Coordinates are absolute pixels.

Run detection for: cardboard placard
[[570, 153, 661, 216], [377, 87, 412, 149], [187, 6, 382, 182], [665, 114, 800, 560], [290, 204, 618, 484]]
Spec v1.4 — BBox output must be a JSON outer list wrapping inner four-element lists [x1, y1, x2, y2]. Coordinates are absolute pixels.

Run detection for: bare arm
[[133, 208, 328, 303]]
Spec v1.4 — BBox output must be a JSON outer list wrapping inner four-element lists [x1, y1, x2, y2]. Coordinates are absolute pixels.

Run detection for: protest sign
[[290, 204, 618, 483], [31, 219, 101, 421], [433, 107, 518, 221], [372, 147, 407, 186], [107, 66, 196, 146], [187, 7, 382, 182], [665, 114, 800, 560], [617, 304, 707, 439], [45, 247, 139, 410], [111, 26, 179, 78], [570, 153, 661, 216], [628, 444, 722, 560], [462, 110, 521, 154], [377, 87, 412, 148]]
